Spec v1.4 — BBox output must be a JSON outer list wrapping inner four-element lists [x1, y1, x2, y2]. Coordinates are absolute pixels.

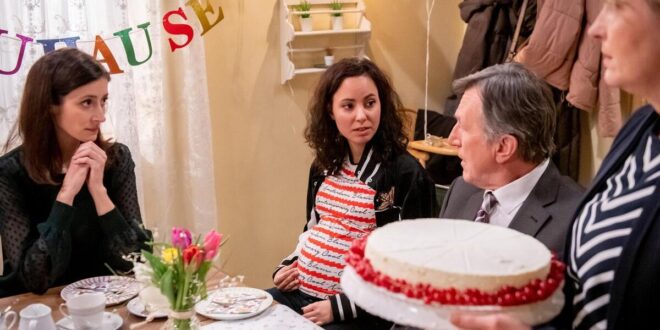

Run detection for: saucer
[[126, 297, 168, 318], [56, 312, 122, 330]]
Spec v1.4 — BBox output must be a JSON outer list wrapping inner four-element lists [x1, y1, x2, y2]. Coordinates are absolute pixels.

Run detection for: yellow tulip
[[162, 247, 179, 264]]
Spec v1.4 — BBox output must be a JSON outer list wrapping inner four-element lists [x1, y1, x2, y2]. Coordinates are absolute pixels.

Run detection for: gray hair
[[452, 62, 556, 164]]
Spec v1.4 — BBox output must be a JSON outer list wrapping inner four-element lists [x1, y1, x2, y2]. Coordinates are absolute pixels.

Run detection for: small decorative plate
[[61, 276, 140, 306], [195, 287, 273, 320], [127, 297, 168, 319]]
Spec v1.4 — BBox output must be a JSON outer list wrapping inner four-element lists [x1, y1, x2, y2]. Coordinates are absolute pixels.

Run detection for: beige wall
[[203, 0, 464, 288]]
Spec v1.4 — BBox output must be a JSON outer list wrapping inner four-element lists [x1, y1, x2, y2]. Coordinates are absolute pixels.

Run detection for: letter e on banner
[[186, 0, 224, 36]]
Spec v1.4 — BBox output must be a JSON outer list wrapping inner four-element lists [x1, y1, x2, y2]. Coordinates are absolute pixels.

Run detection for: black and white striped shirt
[[570, 132, 660, 329]]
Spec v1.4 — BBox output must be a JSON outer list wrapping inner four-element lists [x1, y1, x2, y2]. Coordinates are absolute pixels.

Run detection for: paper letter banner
[[0, 0, 224, 76]]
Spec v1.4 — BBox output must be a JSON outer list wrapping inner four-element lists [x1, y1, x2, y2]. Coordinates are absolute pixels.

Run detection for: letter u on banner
[[113, 22, 153, 66], [0, 30, 34, 75]]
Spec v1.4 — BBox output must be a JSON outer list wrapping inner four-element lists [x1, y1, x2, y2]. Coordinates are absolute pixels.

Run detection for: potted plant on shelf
[[324, 48, 335, 67], [330, 0, 343, 31], [297, 0, 312, 32]]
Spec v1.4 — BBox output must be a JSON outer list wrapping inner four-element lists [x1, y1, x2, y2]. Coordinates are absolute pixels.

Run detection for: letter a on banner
[[0, 30, 34, 75], [92, 36, 124, 74]]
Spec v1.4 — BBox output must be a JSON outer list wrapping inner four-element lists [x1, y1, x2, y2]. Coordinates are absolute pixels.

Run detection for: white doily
[[341, 265, 564, 330]]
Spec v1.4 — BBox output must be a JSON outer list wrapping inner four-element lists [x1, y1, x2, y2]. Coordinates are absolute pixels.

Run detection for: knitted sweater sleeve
[[0, 152, 75, 294], [99, 144, 152, 273]]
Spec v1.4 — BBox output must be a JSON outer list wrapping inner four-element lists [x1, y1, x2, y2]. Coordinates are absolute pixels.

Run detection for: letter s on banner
[[162, 7, 194, 52]]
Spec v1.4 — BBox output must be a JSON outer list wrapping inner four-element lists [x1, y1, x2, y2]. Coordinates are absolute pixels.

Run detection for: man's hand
[[302, 300, 333, 326], [273, 261, 300, 292], [450, 312, 531, 330]]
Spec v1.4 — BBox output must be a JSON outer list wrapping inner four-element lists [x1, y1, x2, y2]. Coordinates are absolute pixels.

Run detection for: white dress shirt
[[484, 159, 550, 227]]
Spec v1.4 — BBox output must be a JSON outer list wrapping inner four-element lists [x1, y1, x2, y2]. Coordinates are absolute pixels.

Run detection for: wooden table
[[0, 270, 230, 329], [408, 139, 458, 157], [407, 136, 458, 167]]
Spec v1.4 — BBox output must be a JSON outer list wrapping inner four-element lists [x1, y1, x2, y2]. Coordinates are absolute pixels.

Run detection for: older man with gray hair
[[440, 62, 583, 256]]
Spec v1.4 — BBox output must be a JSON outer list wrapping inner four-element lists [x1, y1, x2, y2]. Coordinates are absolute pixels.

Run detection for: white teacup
[[18, 304, 55, 330], [0, 310, 16, 330], [59, 293, 106, 329]]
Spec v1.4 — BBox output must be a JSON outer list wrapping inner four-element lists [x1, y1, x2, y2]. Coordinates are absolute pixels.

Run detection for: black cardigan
[[0, 143, 151, 296]]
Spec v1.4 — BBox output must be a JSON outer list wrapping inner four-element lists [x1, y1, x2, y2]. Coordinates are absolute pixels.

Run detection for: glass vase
[[164, 309, 200, 330]]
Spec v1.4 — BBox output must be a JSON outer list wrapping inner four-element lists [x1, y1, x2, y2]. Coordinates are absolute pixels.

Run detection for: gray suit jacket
[[439, 162, 584, 257]]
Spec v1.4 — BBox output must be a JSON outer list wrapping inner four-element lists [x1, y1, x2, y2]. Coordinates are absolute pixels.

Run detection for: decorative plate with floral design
[[195, 287, 273, 320], [61, 276, 141, 306]]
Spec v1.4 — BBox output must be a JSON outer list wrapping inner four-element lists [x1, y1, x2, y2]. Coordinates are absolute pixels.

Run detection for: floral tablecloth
[[201, 304, 323, 329]]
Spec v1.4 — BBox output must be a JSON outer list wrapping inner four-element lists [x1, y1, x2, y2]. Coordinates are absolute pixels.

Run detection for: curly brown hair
[[304, 57, 407, 174]]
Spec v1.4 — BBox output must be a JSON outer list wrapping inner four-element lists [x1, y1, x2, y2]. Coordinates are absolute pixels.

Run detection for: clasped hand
[[273, 261, 334, 326], [58, 141, 108, 205]]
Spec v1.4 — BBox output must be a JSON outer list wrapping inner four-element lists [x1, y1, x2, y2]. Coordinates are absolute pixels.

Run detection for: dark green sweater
[[0, 143, 151, 297]]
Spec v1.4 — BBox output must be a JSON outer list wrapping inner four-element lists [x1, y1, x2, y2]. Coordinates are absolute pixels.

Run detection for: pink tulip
[[171, 227, 192, 249], [203, 230, 222, 261]]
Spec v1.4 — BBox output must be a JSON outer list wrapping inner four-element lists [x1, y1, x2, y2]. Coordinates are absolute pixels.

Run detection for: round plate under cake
[[341, 219, 565, 328], [341, 265, 564, 329]]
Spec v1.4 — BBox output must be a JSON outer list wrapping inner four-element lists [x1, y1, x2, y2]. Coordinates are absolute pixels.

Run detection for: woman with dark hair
[[0, 48, 150, 296], [451, 0, 660, 329], [267, 58, 436, 329]]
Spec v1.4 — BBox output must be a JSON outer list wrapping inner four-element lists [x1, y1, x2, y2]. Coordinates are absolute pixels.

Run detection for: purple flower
[[171, 227, 192, 249]]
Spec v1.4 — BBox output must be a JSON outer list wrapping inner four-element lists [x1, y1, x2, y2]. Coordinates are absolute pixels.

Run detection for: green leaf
[[198, 262, 211, 281], [141, 250, 166, 278], [160, 268, 176, 307]]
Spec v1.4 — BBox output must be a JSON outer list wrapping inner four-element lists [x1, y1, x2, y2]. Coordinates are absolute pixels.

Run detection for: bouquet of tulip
[[140, 228, 223, 329]]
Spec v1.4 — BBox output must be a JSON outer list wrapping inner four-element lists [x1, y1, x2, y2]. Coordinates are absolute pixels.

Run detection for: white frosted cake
[[345, 219, 564, 307]]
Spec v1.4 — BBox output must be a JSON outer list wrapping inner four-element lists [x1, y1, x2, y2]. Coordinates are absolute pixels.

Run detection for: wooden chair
[[401, 108, 431, 167]]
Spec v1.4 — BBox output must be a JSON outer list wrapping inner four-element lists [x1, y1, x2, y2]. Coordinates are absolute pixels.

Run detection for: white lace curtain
[[0, 0, 218, 234]]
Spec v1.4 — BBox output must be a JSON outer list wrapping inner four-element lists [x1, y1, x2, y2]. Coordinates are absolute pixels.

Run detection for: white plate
[[126, 297, 168, 319], [195, 287, 273, 321], [61, 276, 140, 306], [56, 312, 122, 330], [341, 265, 564, 330]]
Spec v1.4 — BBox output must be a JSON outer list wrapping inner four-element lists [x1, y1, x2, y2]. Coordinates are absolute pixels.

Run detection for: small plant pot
[[332, 16, 343, 31], [300, 16, 312, 32], [324, 55, 335, 67]]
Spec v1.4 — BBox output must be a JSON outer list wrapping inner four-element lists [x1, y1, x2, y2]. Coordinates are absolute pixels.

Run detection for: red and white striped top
[[298, 161, 377, 298]]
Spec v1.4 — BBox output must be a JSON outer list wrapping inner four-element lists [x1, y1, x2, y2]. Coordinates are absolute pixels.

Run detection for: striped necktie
[[475, 191, 497, 224]]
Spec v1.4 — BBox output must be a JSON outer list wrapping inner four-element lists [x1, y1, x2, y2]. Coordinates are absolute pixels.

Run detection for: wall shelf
[[280, 0, 371, 84], [293, 28, 370, 37]]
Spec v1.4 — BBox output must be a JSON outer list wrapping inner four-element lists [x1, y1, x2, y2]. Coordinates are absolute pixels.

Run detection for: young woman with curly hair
[[267, 57, 436, 329]]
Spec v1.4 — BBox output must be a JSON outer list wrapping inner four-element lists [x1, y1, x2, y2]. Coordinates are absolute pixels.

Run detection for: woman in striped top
[[450, 0, 660, 329], [267, 58, 436, 329]]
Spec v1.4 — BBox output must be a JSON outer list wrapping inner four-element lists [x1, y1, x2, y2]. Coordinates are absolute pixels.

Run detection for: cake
[[345, 219, 564, 306]]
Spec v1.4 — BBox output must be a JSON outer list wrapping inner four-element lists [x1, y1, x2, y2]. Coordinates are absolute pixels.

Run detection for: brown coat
[[515, 0, 622, 137]]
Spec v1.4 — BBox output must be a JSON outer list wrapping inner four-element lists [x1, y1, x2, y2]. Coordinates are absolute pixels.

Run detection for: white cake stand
[[341, 265, 565, 330]]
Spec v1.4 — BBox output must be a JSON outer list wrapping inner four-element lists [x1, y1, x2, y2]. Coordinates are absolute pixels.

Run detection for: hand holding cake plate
[[340, 219, 565, 330]]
